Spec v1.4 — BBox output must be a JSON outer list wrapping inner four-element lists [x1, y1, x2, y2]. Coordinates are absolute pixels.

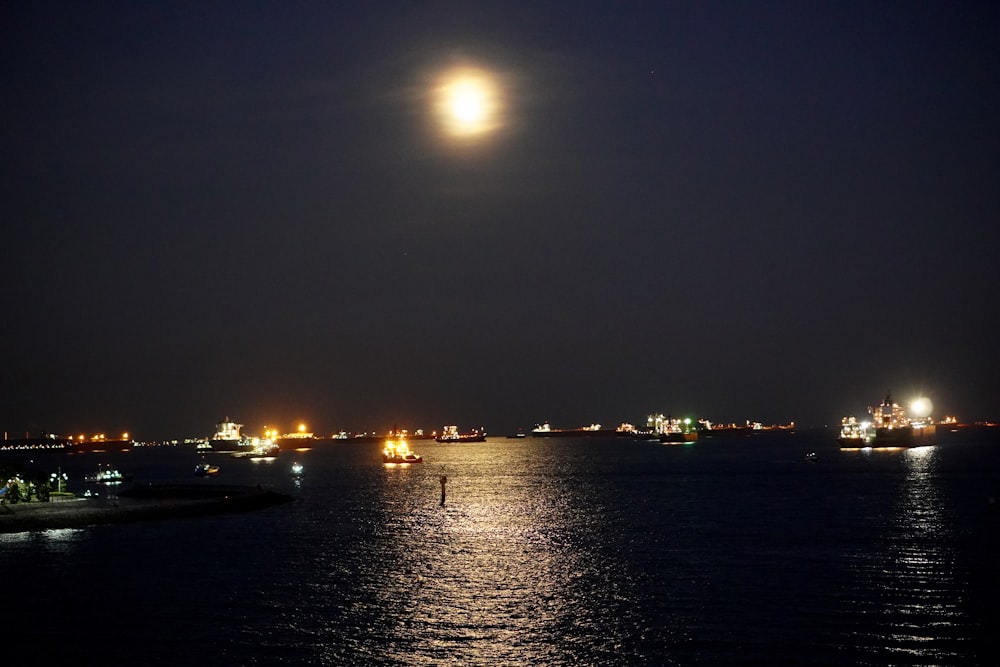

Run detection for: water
[[3, 429, 998, 665]]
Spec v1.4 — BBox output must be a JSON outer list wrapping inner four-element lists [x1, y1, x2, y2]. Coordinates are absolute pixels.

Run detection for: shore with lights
[[2, 393, 996, 533], [0, 419, 797, 452], [2, 391, 994, 454]]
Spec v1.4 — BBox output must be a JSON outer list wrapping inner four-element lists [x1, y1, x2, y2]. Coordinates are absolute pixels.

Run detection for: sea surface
[[3, 429, 999, 666]]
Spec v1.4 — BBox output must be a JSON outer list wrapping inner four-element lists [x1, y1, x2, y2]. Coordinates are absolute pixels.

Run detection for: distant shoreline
[[0, 484, 295, 534]]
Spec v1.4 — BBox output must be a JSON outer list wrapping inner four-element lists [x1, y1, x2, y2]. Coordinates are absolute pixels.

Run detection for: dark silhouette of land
[[0, 484, 294, 533]]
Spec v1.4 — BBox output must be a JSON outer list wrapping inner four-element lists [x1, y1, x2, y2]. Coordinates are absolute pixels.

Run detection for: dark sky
[[3, 1, 998, 439]]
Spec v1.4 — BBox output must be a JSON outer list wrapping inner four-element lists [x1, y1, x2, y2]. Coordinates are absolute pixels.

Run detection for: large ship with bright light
[[205, 418, 250, 452], [646, 414, 698, 443], [838, 393, 936, 448], [276, 424, 317, 450]]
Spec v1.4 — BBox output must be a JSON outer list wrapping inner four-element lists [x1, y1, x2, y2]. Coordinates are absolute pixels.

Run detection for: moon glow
[[433, 65, 504, 142], [910, 397, 933, 418]]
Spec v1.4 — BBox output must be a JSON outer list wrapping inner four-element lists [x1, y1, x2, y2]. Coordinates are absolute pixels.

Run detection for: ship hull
[[435, 434, 486, 443], [874, 425, 936, 447], [838, 424, 936, 448], [276, 439, 316, 451], [659, 432, 698, 444], [531, 429, 620, 438], [206, 439, 246, 453], [383, 455, 422, 463], [66, 439, 134, 453]]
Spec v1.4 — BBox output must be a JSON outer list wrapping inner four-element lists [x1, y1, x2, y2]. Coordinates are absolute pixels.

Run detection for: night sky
[[3, 1, 998, 440]]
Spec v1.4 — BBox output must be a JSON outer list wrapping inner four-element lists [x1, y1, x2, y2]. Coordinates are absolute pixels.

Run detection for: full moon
[[910, 397, 933, 418], [433, 65, 503, 142], [449, 80, 488, 123]]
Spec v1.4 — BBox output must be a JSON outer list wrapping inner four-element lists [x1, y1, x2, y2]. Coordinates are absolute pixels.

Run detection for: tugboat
[[249, 439, 280, 459], [382, 439, 423, 464], [85, 464, 133, 485], [195, 461, 221, 476]]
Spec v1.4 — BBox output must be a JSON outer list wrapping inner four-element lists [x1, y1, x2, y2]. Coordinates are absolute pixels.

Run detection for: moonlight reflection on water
[[4, 432, 998, 665]]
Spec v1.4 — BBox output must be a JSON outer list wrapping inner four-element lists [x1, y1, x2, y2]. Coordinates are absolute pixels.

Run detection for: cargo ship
[[66, 436, 134, 453], [205, 418, 250, 453], [276, 424, 318, 450], [530, 422, 619, 438], [332, 428, 434, 443], [645, 414, 698, 444], [838, 393, 936, 448], [435, 425, 487, 442]]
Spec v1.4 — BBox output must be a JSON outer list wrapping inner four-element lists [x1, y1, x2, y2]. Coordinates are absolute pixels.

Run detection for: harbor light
[[50, 469, 68, 493]]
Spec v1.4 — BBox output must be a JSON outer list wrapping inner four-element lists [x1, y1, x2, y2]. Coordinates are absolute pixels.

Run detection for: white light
[[432, 65, 505, 143], [910, 397, 933, 418]]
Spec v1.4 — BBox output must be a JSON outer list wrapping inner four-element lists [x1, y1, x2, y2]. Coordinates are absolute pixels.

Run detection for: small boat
[[195, 462, 220, 477], [290, 462, 304, 476], [242, 440, 280, 460], [85, 464, 133, 485], [382, 439, 423, 464]]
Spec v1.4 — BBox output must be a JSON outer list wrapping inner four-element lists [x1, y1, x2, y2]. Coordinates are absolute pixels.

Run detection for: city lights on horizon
[[5, 394, 989, 447]]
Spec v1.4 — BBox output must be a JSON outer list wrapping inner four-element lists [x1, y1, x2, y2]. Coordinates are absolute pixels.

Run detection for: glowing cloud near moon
[[432, 65, 504, 144]]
